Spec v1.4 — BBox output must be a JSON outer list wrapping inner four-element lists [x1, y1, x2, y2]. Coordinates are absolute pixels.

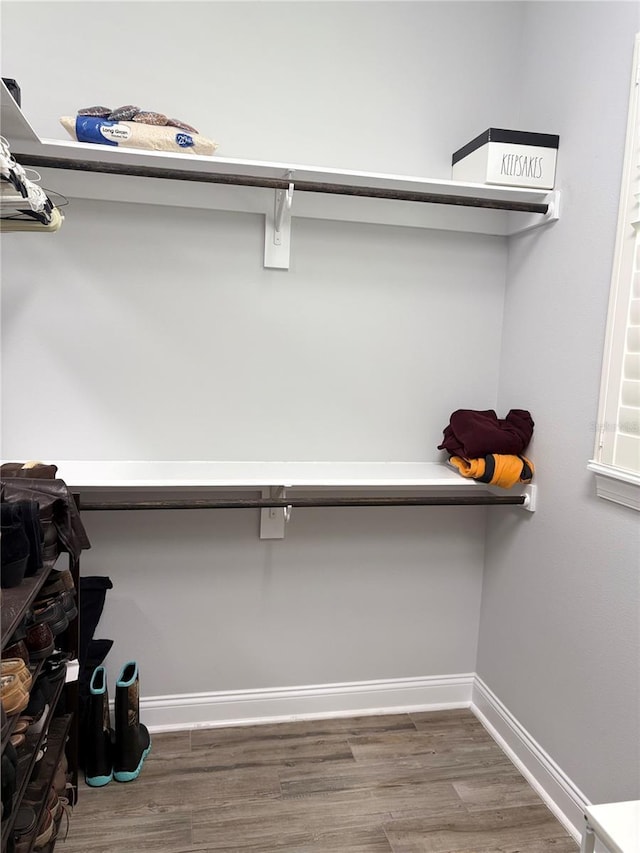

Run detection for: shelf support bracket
[[487, 483, 537, 511], [259, 486, 292, 539], [264, 171, 294, 270], [489, 483, 538, 512], [507, 190, 560, 236], [521, 484, 537, 512]]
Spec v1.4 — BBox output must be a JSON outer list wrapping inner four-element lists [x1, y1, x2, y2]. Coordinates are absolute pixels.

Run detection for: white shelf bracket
[[264, 171, 294, 270], [507, 190, 560, 236], [259, 485, 292, 539], [488, 482, 537, 511], [521, 484, 537, 512]]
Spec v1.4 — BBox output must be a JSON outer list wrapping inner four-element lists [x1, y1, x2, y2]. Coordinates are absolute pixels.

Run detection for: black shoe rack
[[1, 549, 80, 853]]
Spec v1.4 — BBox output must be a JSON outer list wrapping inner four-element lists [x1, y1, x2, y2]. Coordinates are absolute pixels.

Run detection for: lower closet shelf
[[54, 460, 535, 541]]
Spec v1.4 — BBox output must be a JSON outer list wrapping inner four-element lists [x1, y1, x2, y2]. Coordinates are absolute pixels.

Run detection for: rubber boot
[[77, 576, 113, 770], [78, 639, 113, 770], [84, 666, 113, 787], [113, 661, 151, 782]]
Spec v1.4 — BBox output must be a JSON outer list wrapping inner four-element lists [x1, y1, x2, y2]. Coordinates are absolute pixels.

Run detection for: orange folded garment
[[449, 454, 534, 489]]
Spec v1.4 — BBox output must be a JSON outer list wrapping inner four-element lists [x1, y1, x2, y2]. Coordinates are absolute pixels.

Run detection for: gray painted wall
[[1, 206, 507, 463], [479, 2, 640, 804], [1, 2, 519, 696], [0, 1, 523, 176]]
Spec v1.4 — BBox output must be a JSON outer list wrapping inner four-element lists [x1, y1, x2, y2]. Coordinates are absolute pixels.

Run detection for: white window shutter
[[612, 224, 640, 472], [590, 34, 640, 508]]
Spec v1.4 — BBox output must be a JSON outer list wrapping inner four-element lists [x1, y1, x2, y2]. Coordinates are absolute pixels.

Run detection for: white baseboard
[[141, 673, 474, 732], [471, 675, 588, 844]]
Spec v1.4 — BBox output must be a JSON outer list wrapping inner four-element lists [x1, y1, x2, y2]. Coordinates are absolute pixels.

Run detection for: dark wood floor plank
[[190, 780, 464, 850], [178, 828, 395, 853], [409, 709, 485, 730], [191, 815, 395, 851], [452, 776, 543, 811], [188, 735, 356, 771], [72, 764, 282, 817], [348, 729, 506, 766], [384, 804, 575, 852], [146, 729, 192, 755], [280, 753, 515, 798], [386, 833, 577, 853], [124, 741, 291, 784], [190, 714, 416, 749], [59, 810, 192, 853]]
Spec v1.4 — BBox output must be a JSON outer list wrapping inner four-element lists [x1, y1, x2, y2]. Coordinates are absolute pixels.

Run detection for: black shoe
[[12, 804, 36, 837], [24, 679, 49, 718], [42, 650, 72, 681], [0, 521, 29, 588], [30, 599, 68, 637], [1, 752, 16, 821], [0, 501, 43, 576], [34, 589, 78, 625]]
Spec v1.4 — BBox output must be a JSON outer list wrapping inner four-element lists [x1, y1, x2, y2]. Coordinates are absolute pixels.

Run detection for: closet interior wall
[[3, 0, 638, 818], [0, 0, 521, 700]]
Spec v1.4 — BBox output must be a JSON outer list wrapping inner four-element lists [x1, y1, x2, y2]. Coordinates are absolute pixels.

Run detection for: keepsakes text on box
[[452, 128, 559, 189]]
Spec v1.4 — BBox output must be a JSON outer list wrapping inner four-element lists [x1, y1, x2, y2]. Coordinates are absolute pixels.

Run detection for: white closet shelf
[[1, 81, 559, 260], [54, 460, 482, 490], [50, 461, 535, 537]]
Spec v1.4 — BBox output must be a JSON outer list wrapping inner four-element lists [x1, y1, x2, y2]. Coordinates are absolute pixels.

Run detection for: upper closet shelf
[[55, 460, 484, 490], [1, 83, 560, 268]]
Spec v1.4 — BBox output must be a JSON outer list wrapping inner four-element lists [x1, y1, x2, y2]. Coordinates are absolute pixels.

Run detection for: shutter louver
[[613, 229, 640, 472]]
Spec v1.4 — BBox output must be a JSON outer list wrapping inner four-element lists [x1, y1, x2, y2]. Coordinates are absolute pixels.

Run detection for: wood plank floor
[[58, 710, 577, 853]]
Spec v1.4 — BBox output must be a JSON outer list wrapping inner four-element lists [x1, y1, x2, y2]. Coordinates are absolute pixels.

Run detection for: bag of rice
[[60, 115, 218, 156]]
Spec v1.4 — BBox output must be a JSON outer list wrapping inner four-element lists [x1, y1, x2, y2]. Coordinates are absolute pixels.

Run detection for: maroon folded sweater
[[437, 409, 534, 458]]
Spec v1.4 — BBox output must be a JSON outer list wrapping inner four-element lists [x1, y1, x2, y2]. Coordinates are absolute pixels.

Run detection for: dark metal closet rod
[[80, 495, 526, 511], [14, 153, 549, 215]]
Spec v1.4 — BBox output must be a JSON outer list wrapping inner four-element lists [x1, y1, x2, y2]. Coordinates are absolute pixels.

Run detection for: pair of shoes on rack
[[52, 750, 74, 802], [24, 652, 69, 724], [12, 706, 48, 745], [17, 596, 70, 664], [5, 613, 56, 662], [39, 568, 75, 597], [2, 639, 29, 666], [30, 598, 69, 638], [19, 777, 70, 851], [25, 620, 55, 661], [1, 659, 32, 691], [85, 661, 151, 787], [13, 795, 56, 851], [1, 650, 68, 722], [33, 573, 78, 628], [1, 673, 30, 717], [1, 653, 64, 723]]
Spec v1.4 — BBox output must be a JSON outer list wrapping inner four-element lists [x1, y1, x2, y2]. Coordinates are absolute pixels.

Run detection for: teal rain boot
[[113, 661, 151, 782]]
